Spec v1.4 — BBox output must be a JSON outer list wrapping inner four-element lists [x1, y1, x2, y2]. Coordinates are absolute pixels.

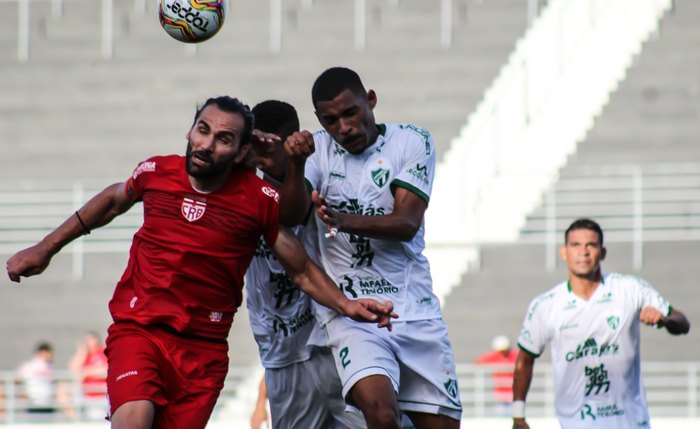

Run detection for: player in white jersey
[[513, 218, 690, 429], [280, 67, 462, 429], [246, 100, 367, 429]]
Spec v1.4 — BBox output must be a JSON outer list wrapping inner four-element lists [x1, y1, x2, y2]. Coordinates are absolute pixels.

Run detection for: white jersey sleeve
[[390, 125, 436, 204], [517, 287, 559, 357], [634, 276, 671, 316], [245, 225, 317, 368]]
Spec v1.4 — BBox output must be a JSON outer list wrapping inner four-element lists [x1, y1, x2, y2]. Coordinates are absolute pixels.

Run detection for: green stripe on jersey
[[391, 180, 429, 204], [518, 343, 541, 358]]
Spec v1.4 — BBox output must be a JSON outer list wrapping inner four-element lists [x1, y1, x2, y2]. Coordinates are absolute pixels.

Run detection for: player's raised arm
[[279, 131, 314, 227], [313, 186, 427, 242], [640, 307, 690, 335], [6, 182, 134, 283], [270, 225, 397, 328], [511, 349, 535, 429]]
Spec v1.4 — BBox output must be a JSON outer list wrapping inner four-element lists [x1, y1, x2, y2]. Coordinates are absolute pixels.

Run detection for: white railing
[[1, 362, 698, 424], [3, 0, 540, 61], [1, 0, 144, 62], [0, 180, 142, 280], [3, 163, 700, 286], [458, 361, 700, 418], [520, 163, 700, 271], [0, 366, 252, 424]]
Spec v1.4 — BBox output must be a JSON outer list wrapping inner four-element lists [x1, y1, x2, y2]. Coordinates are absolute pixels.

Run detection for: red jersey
[[82, 346, 108, 397], [109, 155, 280, 341], [476, 349, 518, 401]]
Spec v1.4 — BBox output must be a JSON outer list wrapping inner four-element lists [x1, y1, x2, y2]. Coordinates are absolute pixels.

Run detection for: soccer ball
[[158, 0, 227, 44]]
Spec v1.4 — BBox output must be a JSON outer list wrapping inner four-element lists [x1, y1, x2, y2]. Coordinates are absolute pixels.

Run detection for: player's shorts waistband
[[154, 324, 228, 345]]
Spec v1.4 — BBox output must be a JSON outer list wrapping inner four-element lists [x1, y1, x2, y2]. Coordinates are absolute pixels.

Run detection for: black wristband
[[75, 211, 91, 235]]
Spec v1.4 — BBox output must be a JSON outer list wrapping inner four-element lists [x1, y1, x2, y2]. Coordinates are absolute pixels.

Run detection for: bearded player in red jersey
[[6, 96, 397, 429]]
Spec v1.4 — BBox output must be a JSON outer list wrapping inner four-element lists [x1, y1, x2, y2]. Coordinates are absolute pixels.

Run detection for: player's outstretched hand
[[512, 419, 529, 429], [312, 191, 345, 238], [6, 243, 54, 283], [639, 306, 664, 326], [251, 129, 281, 146], [284, 131, 315, 159], [344, 299, 398, 331]]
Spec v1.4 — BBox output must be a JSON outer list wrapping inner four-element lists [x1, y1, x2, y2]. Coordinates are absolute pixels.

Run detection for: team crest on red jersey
[[181, 197, 207, 222], [262, 186, 280, 203]]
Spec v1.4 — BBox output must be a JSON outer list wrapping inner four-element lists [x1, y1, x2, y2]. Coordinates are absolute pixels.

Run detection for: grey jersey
[[245, 225, 316, 368]]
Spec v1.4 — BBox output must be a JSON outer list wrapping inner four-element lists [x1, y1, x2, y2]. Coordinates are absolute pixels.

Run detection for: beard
[[185, 141, 237, 180]]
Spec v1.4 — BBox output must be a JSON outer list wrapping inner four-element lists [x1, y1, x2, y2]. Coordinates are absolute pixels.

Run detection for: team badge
[[371, 168, 390, 188], [209, 311, 223, 322], [261, 186, 280, 202], [606, 315, 620, 331], [181, 197, 206, 222], [444, 378, 459, 400]]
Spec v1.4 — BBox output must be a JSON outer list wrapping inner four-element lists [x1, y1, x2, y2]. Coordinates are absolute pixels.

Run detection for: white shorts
[[322, 317, 463, 421], [265, 346, 366, 429]]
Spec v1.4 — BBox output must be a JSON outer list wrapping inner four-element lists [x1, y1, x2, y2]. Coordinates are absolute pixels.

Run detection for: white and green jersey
[[305, 124, 442, 324], [245, 224, 316, 369], [518, 273, 672, 429]]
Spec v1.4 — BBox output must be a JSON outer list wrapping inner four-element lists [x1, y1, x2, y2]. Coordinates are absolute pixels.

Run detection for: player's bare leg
[[349, 375, 401, 429], [406, 411, 460, 429], [110, 400, 155, 429]]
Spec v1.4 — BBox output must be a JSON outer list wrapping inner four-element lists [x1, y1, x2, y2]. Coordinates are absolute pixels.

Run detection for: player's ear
[[559, 245, 568, 262], [367, 89, 377, 110], [600, 246, 607, 261], [186, 128, 192, 141]]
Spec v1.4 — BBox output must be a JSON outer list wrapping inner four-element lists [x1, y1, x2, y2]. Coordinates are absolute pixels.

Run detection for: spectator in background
[[476, 335, 518, 413], [69, 331, 108, 399], [0, 375, 6, 416], [69, 331, 108, 420], [16, 342, 56, 413]]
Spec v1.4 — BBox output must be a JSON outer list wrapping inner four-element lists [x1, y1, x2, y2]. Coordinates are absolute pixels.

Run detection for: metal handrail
[[0, 366, 251, 424], [1, 362, 698, 423]]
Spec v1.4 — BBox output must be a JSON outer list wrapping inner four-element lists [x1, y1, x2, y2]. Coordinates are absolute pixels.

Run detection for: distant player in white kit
[[281, 67, 462, 429], [512, 218, 690, 429], [246, 100, 367, 429]]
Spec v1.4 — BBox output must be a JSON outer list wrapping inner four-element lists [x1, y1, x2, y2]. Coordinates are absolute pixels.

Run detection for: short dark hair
[[36, 342, 53, 353], [252, 100, 300, 136], [193, 96, 255, 145], [311, 67, 367, 107], [565, 218, 604, 245]]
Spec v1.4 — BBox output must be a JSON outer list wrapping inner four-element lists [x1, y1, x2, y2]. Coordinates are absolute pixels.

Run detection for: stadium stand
[[0, 0, 528, 369], [0, 0, 699, 425]]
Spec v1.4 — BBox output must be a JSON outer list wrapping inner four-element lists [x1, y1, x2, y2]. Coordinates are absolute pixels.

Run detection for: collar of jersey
[[566, 274, 606, 293]]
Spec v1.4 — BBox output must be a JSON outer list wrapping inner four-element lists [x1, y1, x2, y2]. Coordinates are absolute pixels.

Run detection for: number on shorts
[[339, 346, 351, 368]]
